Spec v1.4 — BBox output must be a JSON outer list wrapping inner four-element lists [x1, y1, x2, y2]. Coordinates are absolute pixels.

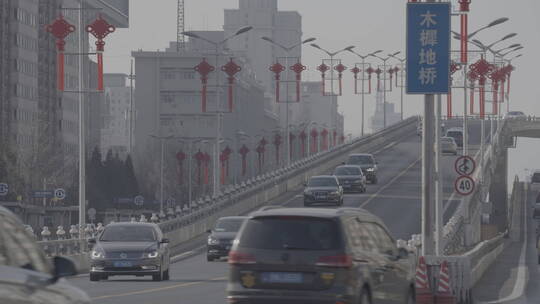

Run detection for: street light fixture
[[500, 46, 523, 57], [261, 36, 316, 167], [347, 48, 387, 135], [468, 17, 509, 39], [369, 51, 400, 129], [181, 27, 252, 196]]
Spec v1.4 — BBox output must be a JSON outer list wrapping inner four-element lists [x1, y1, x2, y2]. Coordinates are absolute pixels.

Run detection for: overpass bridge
[[35, 116, 538, 304]]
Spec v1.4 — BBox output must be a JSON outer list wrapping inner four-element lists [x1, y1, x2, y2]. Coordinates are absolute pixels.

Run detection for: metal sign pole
[[77, 0, 86, 238], [435, 94, 443, 255], [422, 95, 435, 255]]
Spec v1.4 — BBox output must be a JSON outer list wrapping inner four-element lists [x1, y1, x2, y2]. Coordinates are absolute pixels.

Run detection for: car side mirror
[[207, 229, 212, 233], [87, 238, 96, 244], [303, 183, 307, 187], [50, 256, 77, 283], [160, 238, 170, 244]]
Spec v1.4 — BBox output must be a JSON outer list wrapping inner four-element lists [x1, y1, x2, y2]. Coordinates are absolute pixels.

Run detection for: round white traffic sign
[[0, 183, 8, 196], [454, 156, 476, 176], [455, 176, 475, 196], [54, 188, 66, 200], [134, 195, 144, 206], [88, 208, 97, 220]]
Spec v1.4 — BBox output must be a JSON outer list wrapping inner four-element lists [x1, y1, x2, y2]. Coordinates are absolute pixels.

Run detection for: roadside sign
[[134, 195, 144, 206], [406, 2, 451, 94], [455, 175, 475, 196], [454, 155, 476, 176], [32, 190, 54, 199], [166, 197, 176, 207], [54, 188, 66, 200], [0, 183, 8, 196]]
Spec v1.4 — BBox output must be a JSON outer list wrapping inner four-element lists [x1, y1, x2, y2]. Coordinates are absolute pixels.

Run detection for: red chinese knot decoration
[[45, 15, 75, 91], [351, 67, 361, 94], [269, 62, 286, 103], [86, 15, 116, 91], [194, 58, 215, 113], [334, 63, 347, 96], [290, 62, 306, 102], [239, 145, 250, 176], [317, 63, 330, 96], [221, 58, 242, 112]]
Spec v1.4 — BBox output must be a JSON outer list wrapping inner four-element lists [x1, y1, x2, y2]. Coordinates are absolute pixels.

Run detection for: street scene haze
[[0, 0, 539, 303]]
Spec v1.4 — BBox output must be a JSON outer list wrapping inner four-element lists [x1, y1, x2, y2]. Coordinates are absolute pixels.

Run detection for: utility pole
[[77, 0, 86, 238], [129, 59, 135, 153]]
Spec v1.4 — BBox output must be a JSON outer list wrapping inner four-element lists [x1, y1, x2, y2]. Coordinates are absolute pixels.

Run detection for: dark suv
[[227, 207, 416, 304], [207, 216, 248, 261], [346, 154, 378, 184]]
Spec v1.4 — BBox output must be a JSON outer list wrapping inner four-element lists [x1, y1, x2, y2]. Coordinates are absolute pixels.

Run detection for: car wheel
[[359, 287, 372, 304], [102, 275, 108, 281], [372, 177, 378, 185], [207, 255, 214, 262], [406, 288, 416, 304], [89, 273, 100, 282], [304, 202, 311, 207], [153, 266, 164, 281]]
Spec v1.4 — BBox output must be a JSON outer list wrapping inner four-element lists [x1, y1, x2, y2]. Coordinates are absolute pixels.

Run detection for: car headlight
[[208, 237, 219, 245], [366, 168, 375, 172], [304, 190, 313, 195], [91, 249, 105, 259], [330, 191, 339, 196], [353, 179, 363, 184], [145, 251, 159, 258]]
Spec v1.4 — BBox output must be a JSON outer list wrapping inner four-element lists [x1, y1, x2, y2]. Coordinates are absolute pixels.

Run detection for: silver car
[[441, 136, 458, 155]]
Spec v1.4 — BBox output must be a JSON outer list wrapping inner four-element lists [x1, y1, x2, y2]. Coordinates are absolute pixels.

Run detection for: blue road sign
[[0, 183, 8, 196], [32, 190, 54, 199], [406, 2, 451, 94], [134, 195, 144, 206]]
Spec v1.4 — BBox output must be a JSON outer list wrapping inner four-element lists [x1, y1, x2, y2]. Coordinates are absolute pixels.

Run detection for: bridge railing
[[37, 117, 419, 255]]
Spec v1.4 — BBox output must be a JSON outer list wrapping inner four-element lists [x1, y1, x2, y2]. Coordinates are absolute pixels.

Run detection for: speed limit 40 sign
[[455, 175, 475, 196]]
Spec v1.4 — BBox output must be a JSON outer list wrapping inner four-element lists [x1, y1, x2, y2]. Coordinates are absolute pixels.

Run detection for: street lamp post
[[310, 44, 354, 137], [261, 37, 316, 167], [149, 135, 174, 214], [388, 53, 406, 121], [182, 26, 252, 196], [348, 49, 382, 136], [370, 52, 400, 129]]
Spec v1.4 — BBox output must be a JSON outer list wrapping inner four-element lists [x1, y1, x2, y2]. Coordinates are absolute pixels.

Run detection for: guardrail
[[37, 117, 418, 256]]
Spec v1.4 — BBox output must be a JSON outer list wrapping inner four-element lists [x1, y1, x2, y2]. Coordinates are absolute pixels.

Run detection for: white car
[[505, 111, 526, 119], [441, 136, 458, 155]]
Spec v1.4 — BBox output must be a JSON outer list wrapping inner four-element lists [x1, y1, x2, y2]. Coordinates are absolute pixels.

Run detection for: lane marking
[[372, 141, 398, 155], [347, 193, 460, 201], [359, 157, 421, 208], [91, 276, 226, 300]]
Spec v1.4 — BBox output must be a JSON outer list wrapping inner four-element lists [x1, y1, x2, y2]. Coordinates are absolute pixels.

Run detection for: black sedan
[[303, 175, 344, 206], [207, 216, 248, 261], [89, 222, 170, 281], [333, 165, 367, 193]]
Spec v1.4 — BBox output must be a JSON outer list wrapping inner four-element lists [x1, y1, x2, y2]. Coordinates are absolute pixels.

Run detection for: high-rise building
[[370, 88, 400, 132], [0, 0, 128, 204], [101, 73, 131, 157], [224, 0, 302, 129]]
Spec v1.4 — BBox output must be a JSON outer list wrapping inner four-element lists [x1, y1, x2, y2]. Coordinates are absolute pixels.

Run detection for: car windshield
[[347, 155, 373, 165], [238, 217, 340, 250], [532, 173, 540, 183], [100, 225, 157, 242], [334, 166, 361, 176], [214, 218, 245, 232], [441, 138, 454, 144], [308, 177, 338, 187], [447, 131, 463, 138]]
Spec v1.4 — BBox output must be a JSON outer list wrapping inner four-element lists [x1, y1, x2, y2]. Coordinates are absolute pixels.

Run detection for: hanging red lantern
[[333, 130, 337, 147], [256, 143, 266, 174], [203, 153, 211, 185], [387, 68, 394, 91], [86, 14, 116, 91], [239, 145, 250, 176], [45, 15, 75, 91], [269, 62, 286, 103], [310, 129, 319, 154], [366, 67, 375, 94], [299, 131, 307, 157], [470, 58, 495, 119], [220, 146, 232, 185], [351, 67, 361, 94], [194, 58, 215, 113], [176, 151, 186, 185], [321, 129, 329, 151], [290, 62, 306, 102], [194, 150, 205, 185], [221, 58, 242, 112], [374, 68, 382, 91], [334, 63, 347, 96], [317, 63, 330, 96], [273, 134, 282, 165]]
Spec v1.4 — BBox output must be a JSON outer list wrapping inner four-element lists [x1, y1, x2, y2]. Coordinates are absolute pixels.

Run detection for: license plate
[[113, 261, 133, 268], [261, 272, 303, 284]]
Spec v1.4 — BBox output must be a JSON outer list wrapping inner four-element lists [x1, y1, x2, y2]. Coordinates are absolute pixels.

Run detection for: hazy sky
[[103, 0, 540, 179]]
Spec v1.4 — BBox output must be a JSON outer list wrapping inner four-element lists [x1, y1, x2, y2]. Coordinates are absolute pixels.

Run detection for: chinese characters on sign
[[407, 3, 451, 94]]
